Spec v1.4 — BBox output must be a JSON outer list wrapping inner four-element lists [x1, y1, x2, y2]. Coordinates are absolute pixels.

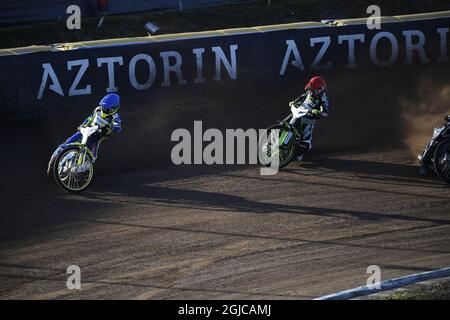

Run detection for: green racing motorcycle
[[259, 102, 314, 169], [50, 125, 99, 193]]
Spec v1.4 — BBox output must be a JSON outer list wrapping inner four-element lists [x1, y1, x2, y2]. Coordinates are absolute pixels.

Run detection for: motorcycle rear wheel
[[53, 147, 94, 193], [433, 138, 450, 185]]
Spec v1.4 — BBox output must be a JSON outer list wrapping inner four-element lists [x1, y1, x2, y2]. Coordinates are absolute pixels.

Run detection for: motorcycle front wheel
[[434, 138, 450, 185], [259, 124, 296, 169], [53, 147, 94, 193]]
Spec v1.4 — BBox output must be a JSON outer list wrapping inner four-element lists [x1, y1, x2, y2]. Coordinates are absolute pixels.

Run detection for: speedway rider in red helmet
[[289, 76, 330, 161]]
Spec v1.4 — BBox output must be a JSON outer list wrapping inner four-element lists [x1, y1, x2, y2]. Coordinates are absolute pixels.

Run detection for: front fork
[[272, 114, 301, 147], [77, 148, 88, 167], [280, 130, 293, 145], [280, 122, 300, 146]]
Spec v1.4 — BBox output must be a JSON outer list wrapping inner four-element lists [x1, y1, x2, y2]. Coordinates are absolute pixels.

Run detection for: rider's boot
[[90, 140, 100, 163], [419, 163, 430, 176], [418, 150, 432, 176], [296, 141, 310, 162], [419, 163, 430, 177]]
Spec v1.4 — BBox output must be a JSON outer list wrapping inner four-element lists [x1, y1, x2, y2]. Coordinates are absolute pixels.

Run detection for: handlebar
[[289, 101, 327, 118]]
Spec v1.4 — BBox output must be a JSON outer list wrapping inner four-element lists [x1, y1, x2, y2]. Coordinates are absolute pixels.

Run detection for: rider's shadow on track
[[3, 156, 448, 245], [81, 159, 449, 227], [287, 154, 445, 187]]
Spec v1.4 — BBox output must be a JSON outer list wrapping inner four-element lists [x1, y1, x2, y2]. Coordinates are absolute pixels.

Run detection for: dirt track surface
[[0, 150, 449, 299]]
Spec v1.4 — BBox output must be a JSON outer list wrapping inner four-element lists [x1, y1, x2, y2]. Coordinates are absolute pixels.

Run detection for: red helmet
[[305, 76, 326, 95]]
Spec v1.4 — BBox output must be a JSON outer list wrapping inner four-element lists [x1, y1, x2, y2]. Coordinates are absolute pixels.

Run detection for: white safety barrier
[[315, 267, 450, 300]]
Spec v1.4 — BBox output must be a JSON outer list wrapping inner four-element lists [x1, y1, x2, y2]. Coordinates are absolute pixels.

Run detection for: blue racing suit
[[50, 107, 122, 165]]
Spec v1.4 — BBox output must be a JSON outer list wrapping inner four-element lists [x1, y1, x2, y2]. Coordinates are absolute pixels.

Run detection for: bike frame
[[278, 104, 311, 145], [278, 121, 301, 145], [64, 125, 98, 166]]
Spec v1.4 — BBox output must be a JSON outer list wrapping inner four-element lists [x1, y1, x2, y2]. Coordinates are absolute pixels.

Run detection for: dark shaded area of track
[[1, 150, 449, 299]]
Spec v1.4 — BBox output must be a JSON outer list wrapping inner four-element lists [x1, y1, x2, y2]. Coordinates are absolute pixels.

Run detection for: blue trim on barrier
[[315, 267, 450, 300]]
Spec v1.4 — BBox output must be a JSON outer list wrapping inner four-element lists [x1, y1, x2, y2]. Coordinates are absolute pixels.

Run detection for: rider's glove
[[311, 109, 328, 118], [311, 109, 321, 116], [99, 124, 112, 136]]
